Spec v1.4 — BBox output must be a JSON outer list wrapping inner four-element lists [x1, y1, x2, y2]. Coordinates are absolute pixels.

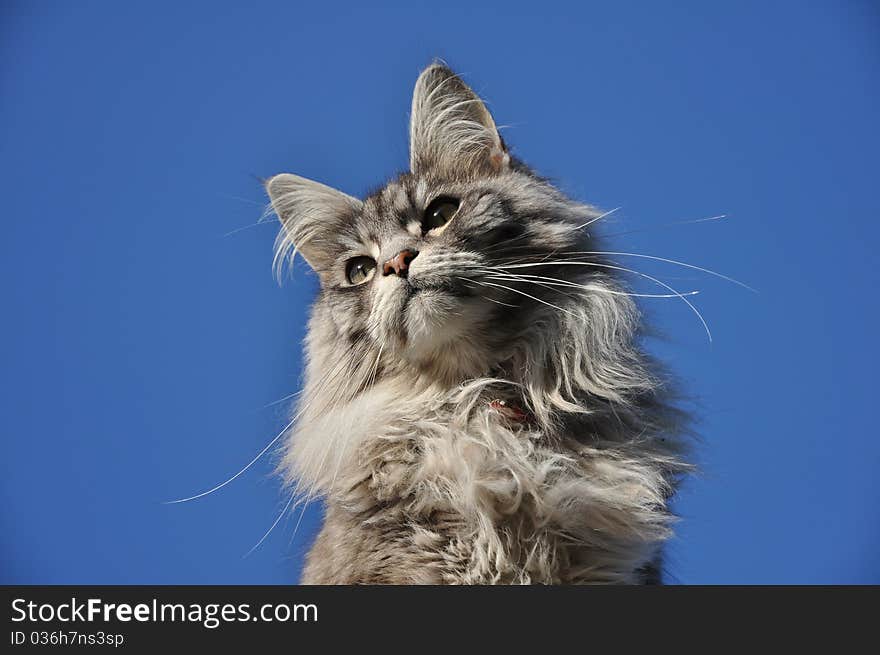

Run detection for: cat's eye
[[345, 256, 377, 285], [423, 197, 460, 232]]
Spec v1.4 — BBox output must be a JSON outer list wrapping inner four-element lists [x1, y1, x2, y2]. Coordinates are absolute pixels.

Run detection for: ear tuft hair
[[265, 173, 362, 278], [409, 63, 509, 179]]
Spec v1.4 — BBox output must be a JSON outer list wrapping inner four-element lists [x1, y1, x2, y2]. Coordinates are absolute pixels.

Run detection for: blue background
[[2, 1, 877, 584]]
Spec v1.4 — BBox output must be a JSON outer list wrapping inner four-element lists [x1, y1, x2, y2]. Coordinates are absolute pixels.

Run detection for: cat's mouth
[[392, 278, 487, 356], [405, 278, 473, 298], [396, 279, 473, 319]]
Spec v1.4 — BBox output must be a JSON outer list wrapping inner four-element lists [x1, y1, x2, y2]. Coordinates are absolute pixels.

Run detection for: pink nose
[[382, 249, 418, 277]]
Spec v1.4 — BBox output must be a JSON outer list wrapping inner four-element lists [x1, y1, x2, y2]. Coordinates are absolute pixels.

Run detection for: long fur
[[265, 63, 692, 584]]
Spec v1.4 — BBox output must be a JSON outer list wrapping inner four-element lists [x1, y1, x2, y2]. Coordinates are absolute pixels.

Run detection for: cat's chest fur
[[295, 384, 671, 585]]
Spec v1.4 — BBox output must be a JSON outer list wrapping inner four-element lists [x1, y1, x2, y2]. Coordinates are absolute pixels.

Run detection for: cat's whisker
[[493, 245, 577, 267], [495, 260, 712, 342], [574, 206, 621, 231], [243, 491, 296, 558], [260, 389, 303, 410], [286, 493, 314, 553], [478, 206, 616, 257], [468, 278, 578, 317], [164, 415, 299, 505], [478, 294, 521, 308], [480, 210, 614, 255], [599, 214, 728, 240], [217, 193, 268, 208], [166, 357, 348, 506], [454, 276, 520, 307], [479, 268, 701, 299], [478, 271, 583, 301], [170, 343, 359, 509], [221, 219, 277, 238], [533, 251, 756, 293], [282, 474, 312, 550], [486, 275, 701, 299]]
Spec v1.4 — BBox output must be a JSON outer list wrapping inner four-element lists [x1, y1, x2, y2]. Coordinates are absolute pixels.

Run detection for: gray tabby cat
[[266, 63, 690, 584]]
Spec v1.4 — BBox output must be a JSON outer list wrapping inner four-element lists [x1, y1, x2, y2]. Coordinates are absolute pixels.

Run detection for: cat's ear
[[409, 63, 509, 179], [265, 173, 362, 275]]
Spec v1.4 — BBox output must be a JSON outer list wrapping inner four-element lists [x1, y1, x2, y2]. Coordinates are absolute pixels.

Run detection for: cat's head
[[266, 63, 616, 384]]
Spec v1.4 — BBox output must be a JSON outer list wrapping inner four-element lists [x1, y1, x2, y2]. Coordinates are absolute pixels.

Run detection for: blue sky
[[1, 1, 877, 584]]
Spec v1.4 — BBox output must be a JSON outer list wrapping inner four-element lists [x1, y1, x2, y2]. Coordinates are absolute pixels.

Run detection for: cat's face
[[267, 64, 598, 380]]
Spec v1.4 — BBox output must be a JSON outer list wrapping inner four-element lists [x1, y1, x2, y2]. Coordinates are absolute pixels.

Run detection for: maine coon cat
[[266, 63, 691, 584]]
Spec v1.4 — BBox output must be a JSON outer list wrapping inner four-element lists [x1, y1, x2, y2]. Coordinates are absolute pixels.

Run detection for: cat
[[265, 62, 691, 584]]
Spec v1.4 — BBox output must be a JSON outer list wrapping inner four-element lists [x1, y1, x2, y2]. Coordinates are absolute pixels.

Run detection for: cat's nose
[[382, 249, 419, 277]]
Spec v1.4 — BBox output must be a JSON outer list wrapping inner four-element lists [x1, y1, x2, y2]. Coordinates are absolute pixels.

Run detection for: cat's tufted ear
[[265, 173, 362, 275], [409, 63, 509, 179]]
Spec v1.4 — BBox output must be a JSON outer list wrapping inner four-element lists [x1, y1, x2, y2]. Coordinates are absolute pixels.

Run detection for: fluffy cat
[[266, 63, 691, 584]]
